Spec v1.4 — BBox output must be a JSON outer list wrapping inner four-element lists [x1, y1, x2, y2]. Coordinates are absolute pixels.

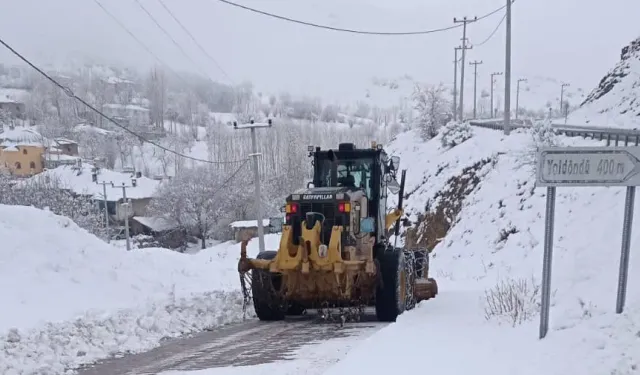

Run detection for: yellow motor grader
[[238, 142, 438, 322]]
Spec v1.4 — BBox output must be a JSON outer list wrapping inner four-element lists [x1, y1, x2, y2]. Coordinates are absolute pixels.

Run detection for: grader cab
[[238, 142, 438, 322]]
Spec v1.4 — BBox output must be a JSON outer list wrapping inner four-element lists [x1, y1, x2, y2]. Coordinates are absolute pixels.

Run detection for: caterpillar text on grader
[[238, 142, 438, 322]]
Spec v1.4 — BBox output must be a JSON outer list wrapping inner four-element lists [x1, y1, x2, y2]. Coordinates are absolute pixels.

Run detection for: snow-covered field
[[323, 127, 640, 374], [0, 205, 279, 375]]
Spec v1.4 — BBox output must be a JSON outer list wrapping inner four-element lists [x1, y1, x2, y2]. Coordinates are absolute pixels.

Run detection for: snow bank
[[327, 126, 640, 375], [0, 205, 271, 374], [568, 35, 640, 129]]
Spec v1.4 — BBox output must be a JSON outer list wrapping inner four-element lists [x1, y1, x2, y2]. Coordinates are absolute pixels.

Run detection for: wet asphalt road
[[76, 310, 385, 375]]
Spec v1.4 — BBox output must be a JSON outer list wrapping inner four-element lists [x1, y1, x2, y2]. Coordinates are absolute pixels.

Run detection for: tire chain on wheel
[[403, 249, 417, 310], [240, 269, 287, 319]]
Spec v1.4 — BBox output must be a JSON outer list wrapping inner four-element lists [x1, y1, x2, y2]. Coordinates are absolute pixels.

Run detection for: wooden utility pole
[[453, 16, 476, 121], [469, 60, 483, 119]]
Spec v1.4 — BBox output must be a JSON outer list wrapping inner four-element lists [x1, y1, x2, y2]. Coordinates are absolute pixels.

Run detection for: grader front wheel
[[375, 248, 407, 322], [251, 251, 285, 321]]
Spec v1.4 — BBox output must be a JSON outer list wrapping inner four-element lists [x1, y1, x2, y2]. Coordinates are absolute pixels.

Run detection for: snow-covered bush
[[516, 119, 559, 173], [530, 118, 558, 148], [440, 121, 473, 149], [483, 276, 540, 327]]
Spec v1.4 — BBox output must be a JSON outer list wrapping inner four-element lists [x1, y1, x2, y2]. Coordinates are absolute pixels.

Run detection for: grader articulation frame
[[238, 142, 437, 322]]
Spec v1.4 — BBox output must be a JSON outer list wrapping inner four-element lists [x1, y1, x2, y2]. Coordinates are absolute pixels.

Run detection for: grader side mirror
[[390, 156, 400, 171]]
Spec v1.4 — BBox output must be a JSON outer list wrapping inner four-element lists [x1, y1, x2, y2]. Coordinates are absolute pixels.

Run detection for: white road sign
[[537, 147, 640, 187]]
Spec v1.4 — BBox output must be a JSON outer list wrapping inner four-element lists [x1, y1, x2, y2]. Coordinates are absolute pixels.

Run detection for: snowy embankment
[[327, 126, 640, 375], [567, 35, 640, 129], [0, 205, 273, 375]]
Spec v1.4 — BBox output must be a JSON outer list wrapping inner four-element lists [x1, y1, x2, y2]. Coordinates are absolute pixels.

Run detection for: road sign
[[537, 147, 640, 187], [536, 146, 639, 339]]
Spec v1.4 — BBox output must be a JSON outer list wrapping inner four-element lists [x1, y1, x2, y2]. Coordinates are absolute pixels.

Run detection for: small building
[[52, 138, 79, 156], [0, 101, 25, 119], [130, 216, 186, 246], [103, 103, 150, 128], [0, 88, 29, 120], [229, 218, 282, 242]]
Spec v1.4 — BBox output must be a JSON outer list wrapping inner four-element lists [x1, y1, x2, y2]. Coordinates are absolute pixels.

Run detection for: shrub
[[484, 276, 540, 327], [440, 121, 473, 149]]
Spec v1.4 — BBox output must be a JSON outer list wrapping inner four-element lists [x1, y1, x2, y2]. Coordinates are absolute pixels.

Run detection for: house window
[[30, 161, 36, 169], [22, 148, 27, 155], [15, 162, 21, 169]]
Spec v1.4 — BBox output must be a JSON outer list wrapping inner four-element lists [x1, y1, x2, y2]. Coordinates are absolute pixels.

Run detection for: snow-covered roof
[[132, 216, 179, 232], [105, 76, 135, 85], [230, 219, 270, 228], [209, 112, 237, 124], [45, 153, 80, 161], [0, 88, 30, 103], [104, 103, 149, 112], [1, 145, 18, 152], [1, 140, 44, 148], [24, 164, 161, 201], [72, 124, 114, 136], [0, 127, 44, 144], [53, 137, 77, 145]]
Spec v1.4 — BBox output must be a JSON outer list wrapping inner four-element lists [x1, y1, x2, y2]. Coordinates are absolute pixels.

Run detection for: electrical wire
[[156, 0, 234, 84], [0, 36, 248, 165], [470, 13, 506, 47], [132, 0, 211, 79], [91, 0, 189, 83], [213, 0, 509, 36], [210, 158, 251, 195]]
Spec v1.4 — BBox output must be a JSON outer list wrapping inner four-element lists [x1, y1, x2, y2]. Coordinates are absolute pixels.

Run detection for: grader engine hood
[[285, 186, 356, 243]]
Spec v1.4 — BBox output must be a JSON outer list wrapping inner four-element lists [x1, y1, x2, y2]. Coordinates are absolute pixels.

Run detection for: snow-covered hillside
[[568, 36, 640, 129], [0, 204, 274, 374], [326, 126, 640, 375]]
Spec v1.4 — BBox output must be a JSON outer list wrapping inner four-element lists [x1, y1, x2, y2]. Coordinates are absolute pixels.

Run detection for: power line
[[471, 13, 506, 47], [132, 0, 211, 79], [0, 36, 248, 166], [91, 0, 189, 83], [156, 0, 234, 84], [214, 0, 508, 36]]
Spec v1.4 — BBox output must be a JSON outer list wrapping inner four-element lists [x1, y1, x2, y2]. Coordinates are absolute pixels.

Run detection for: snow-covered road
[[77, 311, 385, 375]]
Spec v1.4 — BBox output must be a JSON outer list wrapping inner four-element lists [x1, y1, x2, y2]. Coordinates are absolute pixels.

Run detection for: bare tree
[[412, 82, 450, 140]]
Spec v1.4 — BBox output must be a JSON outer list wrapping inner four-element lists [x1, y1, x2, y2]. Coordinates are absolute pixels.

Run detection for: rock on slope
[[0, 204, 263, 375], [568, 36, 640, 128]]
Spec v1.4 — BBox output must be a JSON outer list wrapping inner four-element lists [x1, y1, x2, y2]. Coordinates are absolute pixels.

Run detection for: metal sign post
[[536, 146, 640, 339]]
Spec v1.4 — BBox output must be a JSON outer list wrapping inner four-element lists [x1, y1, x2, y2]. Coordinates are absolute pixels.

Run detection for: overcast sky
[[0, 0, 638, 106]]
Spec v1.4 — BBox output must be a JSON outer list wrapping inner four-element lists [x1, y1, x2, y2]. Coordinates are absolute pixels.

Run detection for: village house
[[103, 103, 150, 128], [44, 138, 81, 169], [0, 100, 25, 120], [0, 127, 46, 177], [0, 88, 28, 120], [0, 142, 45, 177], [26, 163, 161, 231]]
